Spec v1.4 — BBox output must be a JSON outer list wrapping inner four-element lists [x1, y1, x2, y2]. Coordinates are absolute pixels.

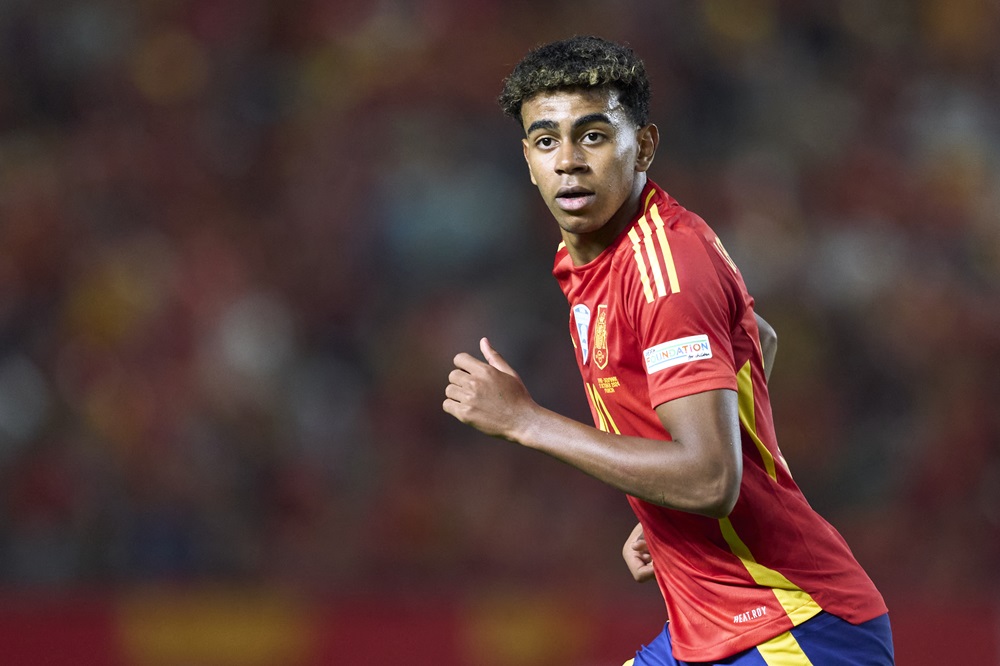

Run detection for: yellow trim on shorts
[[756, 629, 814, 665], [622, 660, 635, 666]]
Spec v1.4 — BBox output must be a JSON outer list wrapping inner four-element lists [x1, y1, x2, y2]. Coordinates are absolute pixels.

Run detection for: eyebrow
[[525, 113, 614, 135]]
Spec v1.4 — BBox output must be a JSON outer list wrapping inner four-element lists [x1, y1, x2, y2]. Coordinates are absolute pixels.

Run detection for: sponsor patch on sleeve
[[643, 335, 712, 374]]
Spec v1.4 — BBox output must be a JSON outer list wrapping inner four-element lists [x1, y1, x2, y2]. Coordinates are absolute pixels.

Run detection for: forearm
[[512, 402, 739, 518], [445, 340, 742, 518]]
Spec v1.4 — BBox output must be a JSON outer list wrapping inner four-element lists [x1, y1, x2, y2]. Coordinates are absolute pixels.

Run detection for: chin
[[557, 219, 591, 235], [559, 216, 606, 235]]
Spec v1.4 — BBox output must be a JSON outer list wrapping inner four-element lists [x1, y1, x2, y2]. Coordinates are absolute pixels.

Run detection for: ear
[[522, 138, 538, 185], [635, 123, 659, 173]]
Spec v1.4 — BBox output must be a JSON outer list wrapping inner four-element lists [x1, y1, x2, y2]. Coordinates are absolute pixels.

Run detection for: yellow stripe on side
[[637, 216, 668, 298], [719, 518, 823, 626], [648, 206, 680, 294], [622, 660, 636, 666], [756, 630, 813, 666], [737, 360, 776, 480]]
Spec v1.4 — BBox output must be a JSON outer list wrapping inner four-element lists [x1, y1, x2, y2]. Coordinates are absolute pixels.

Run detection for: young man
[[443, 36, 894, 665]]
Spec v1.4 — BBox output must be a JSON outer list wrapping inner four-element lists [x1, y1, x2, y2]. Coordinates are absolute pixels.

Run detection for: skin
[[623, 323, 776, 583], [520, 88, 658, 266], [444, 85, 777, 579], [445, 337, 741, 517]]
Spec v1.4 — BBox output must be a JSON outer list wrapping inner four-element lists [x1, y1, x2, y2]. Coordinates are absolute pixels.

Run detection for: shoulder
[[610, 195, 724, 292]]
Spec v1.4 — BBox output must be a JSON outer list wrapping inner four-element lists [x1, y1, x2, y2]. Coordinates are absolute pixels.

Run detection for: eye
[[582, 131, 605, 144], [535, 136, 556, 149]]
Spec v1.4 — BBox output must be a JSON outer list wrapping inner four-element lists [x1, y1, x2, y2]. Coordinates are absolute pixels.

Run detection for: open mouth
[[556, 187, 596, 211]]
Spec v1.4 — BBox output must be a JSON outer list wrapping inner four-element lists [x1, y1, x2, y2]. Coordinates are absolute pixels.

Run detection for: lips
[[556, 186, 596, 212]]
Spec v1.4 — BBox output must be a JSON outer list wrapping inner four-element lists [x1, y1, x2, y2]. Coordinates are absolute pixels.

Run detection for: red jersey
[[552, 181, 887, 662]]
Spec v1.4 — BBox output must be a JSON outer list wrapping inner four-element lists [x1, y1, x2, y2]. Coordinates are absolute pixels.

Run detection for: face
[[520, 87, 657, 247]]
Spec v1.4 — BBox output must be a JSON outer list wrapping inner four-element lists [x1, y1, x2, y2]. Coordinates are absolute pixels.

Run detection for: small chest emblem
[[593, 304, 609, 370], [572, 304, 591, 364]]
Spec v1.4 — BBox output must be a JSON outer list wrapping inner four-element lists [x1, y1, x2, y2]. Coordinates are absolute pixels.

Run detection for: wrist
[[508, 403, 546, 450]]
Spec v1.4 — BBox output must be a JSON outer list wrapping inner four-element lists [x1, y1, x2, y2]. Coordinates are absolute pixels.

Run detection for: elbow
[[702, 487, 739, 519], [698, 462, 742, 519]]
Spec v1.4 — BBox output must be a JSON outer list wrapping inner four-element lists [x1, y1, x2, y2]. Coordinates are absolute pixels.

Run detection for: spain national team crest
[[593, 304, 609, 370]]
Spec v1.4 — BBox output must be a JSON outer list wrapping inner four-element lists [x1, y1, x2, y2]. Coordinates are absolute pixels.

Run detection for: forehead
[[520, 87, 626, 130]]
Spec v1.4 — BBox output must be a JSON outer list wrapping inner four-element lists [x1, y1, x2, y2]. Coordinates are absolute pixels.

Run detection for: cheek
[[618, 144, 639, 171], [606, 151, 637, 190], [527, 155, 552, 185]]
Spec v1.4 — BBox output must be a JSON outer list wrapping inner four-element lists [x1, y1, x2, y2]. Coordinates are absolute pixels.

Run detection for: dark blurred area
[[0, 0, 998, 664]]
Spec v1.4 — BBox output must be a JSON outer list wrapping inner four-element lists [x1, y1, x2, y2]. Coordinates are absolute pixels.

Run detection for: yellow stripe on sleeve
[[627, 227, 655, 303], [648, 206, 680, 294], [637, 216, 668, 298]]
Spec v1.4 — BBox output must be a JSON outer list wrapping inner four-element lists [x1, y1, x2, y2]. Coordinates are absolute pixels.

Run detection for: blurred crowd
[[0, 0, 998, 607]]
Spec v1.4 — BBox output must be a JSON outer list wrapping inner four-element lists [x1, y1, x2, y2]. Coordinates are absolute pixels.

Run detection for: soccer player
[[443, 36, 894, 665]]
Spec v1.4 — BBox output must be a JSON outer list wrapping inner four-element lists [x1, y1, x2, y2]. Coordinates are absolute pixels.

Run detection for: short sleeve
[[621, 212, 740, 408]]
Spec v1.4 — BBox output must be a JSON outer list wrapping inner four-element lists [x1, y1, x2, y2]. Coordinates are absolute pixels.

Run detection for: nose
[[555, 142, 587, 174]]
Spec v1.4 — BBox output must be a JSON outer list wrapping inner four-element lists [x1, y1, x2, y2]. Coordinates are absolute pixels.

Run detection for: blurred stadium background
[[1, 0, 998, 664]]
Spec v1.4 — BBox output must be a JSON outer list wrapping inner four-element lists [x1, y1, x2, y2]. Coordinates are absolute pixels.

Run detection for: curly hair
[[498, 36, 650, 127]]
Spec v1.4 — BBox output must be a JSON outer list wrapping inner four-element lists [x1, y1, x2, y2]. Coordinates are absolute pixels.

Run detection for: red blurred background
[[0, 0, 998, 663]]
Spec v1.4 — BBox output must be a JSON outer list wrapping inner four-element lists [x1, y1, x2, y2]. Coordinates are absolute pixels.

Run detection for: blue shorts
[[624, 612, 894, 665]]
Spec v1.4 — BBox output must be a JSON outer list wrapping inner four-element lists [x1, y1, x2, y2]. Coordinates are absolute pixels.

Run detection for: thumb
[[480, 337, 518, 376]]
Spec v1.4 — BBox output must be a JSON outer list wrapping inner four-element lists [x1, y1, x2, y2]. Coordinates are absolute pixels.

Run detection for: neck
[[563, 173, 648, 266]]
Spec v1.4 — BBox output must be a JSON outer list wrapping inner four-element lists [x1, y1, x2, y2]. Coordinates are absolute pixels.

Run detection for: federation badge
[[593, 304, 609, 370], [572, 304, 591, 364]]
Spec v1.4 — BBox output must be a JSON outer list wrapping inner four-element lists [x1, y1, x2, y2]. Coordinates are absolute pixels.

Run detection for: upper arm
[[653, 389, 743, 517], [754, 312, 777, 381]]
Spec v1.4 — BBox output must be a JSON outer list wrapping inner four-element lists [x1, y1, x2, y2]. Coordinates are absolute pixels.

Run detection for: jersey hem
[[648, 375, 737, 410], [670, 601, 822, 663], [669, 598, 889, 662]]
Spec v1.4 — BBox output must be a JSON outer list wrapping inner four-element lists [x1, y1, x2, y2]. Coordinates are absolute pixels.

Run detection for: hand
[[443, 338, 535, 441], [623, 522, 655, 583]]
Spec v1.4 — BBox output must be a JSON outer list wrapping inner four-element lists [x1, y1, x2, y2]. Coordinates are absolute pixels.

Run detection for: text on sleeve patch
[[643, 334, 712, 374]]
